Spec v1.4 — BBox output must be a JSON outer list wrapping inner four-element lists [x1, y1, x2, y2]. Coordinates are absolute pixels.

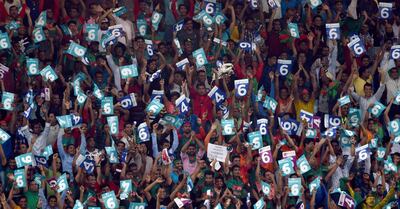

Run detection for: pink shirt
[[180, 149, 205, 175]]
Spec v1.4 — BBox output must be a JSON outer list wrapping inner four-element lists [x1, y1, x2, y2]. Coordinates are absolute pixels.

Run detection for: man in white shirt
[[113, 12, 135, 47], [383, 66, 400, 103], [349, 71, 386, 121]]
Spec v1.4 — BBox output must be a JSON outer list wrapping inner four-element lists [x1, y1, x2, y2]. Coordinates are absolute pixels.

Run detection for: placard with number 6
[[57, 173, 69, 193], [26, 58, 39, 75], [356, 144, 370, 162], [259, 146, 273, 165], [221, 119, 235, 135], [101, 97, 114, 115], [326, 23, 340, 40], [347, 36, 365, 57], [40, 65, 58, 82], [379, 2, 392, 19], [279, 158, 294, 176], [16, 152, 34, 168], [257, 118, 269, 135], [368, 101, 386, 118], [120, 64, 138, 79], [277, 59, 292, 76], [14, 169, 26, 188], [248, 131, 262, 150], [288, 23, 299, 38], [0, 128, 10, 144], [296, 155, 311, 174], [234, 79, 249, 97], [86, 24, 99, 41], [192, 48, 208, 68], [390, 45, 400, 60], [1, 92, 14, 111], [137, 19, 147, 36], [263, 96, 278, 112], [288, 178, 301, 196], [102, 191, 119, 209], [33, 27, 46, 43], [137, 122, 150, 142], [107, 116, 119, 135], [0, 32, 11, 49]]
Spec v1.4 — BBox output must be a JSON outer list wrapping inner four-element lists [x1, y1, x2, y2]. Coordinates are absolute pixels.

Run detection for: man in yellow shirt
[[294, 89, 315, 120], [353, 66, 373, 97], [353, 52, 383, 97], [293, 71, 318, 121]]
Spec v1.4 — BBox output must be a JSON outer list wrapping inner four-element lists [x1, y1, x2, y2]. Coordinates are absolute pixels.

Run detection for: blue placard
[[137, 122, 150, 143], [234, 79, 249, 97], [207, 86, 226, 105], [175, 95, 190, 114], [277, 59, 292, 76], [324, 114, 341, 128], [379, 2, 392, 19], [119, 93, 137, 109], [390, 45, 400, 60], [347, 36, 365, 57], [326, 23, 340, 40]]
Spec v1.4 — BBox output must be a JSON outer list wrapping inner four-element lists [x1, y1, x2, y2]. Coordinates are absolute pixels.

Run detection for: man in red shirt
[[189, 83, 213, 122]]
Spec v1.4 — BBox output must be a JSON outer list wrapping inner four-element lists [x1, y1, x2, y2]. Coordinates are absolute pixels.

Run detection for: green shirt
[[25, 190, 39, 209]]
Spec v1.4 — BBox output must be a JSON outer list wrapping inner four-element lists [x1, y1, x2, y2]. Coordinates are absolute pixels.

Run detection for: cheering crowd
[[0, 0, 400, 208]]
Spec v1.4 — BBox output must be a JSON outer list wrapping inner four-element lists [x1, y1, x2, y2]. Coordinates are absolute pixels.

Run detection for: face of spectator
[[183, 123, 191, 134], [29, 180, 38, 191], [87, 175, 97, 188], [232, 166, 240, 177], [9, 6, 18, 18], [389, 68, 399, 79], [204, 174, 213, 185], [280, 88, 289, 99], [273, 20, 281, 32], [302, 92, 310, 102], [174, 160, 183, 170], [335, 2, 343, 12], [187, 145, 196, 156], [158, 187, 167, 199], [67, 145, 76, 155], [364, 85, 372, 97], [197, 85, 206, 95], [33, 123, 42, 134], [215, 178, 223, 188], [246, 19, 255, 30], [178, 5, 188, 16], [48, 197, 57, 207], [89, 4, 99, 16], [184, 20, 193, 32], [95, 73, 103, 84], [361, 57, 370, 67], [55, 157, 61, 169], [198, 71, 206, 83], [173, 73, 183, 85], [69, 8, 79, 18], [18, 197, 27, 208]]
